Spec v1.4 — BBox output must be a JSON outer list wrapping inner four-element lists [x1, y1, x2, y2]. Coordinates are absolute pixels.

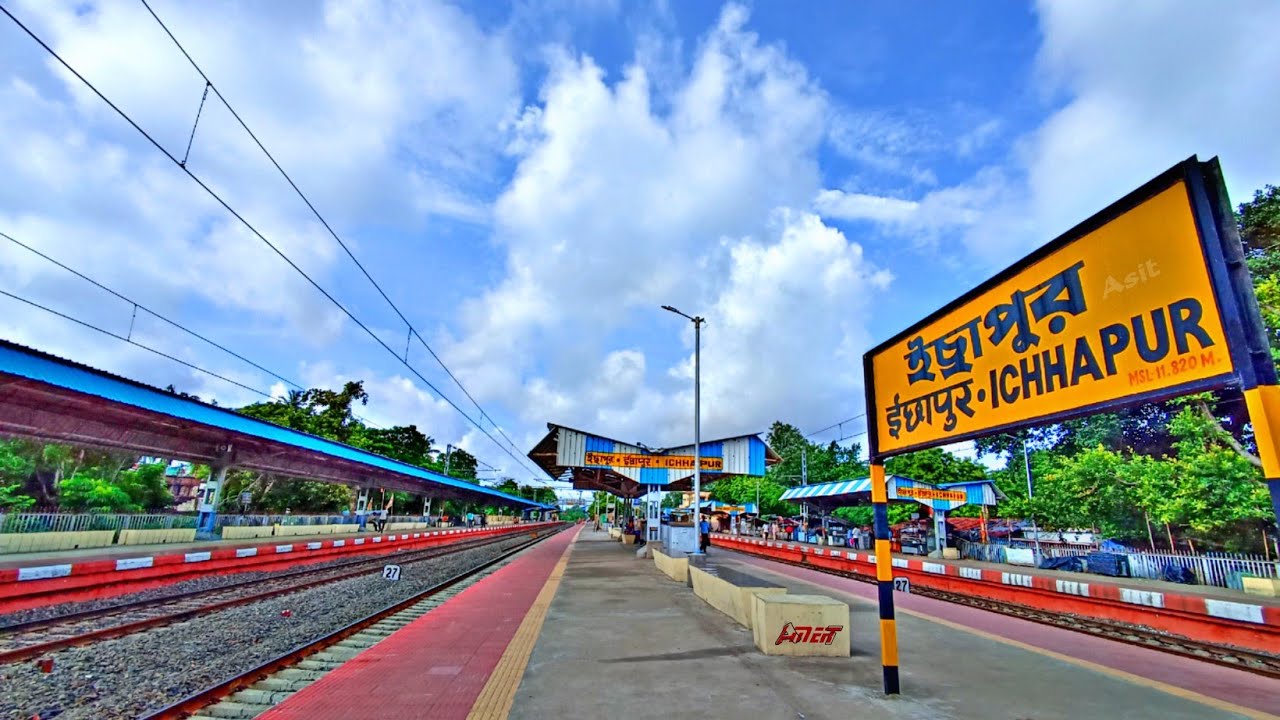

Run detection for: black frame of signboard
[[863, 156, 1275, 463]]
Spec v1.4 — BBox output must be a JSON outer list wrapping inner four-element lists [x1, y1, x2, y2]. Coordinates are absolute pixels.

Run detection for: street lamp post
[[662, 304, 705, 554]]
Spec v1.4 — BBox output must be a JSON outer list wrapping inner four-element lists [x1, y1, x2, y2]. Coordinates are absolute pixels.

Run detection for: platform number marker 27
[[383, 564, 402, 582], [893, 577, 910, 594]]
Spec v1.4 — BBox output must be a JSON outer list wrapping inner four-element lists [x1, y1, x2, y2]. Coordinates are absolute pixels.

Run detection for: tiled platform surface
[[256, 524, 579, 720]]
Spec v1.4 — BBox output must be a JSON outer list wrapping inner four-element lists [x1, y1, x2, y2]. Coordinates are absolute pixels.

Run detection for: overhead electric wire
[[136, 0, 533, 474], [0, 3, 547, 480], [0, 288, 272, 399], [1, 230, 306, 394], [806, 412, 866, 439]]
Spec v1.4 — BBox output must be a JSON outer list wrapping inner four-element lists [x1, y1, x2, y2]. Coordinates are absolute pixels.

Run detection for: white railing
[[0, 512, 197, 533], [955, 538, 1278, 589], [1125, 549, 1278, 589]]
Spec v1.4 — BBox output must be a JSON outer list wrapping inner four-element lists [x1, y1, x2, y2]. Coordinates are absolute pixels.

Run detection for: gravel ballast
[[0, 531, 551, 720], [0, 533, 505, 629]]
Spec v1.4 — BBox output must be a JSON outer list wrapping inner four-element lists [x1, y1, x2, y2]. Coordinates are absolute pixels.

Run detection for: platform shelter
[[527, 423, 778, 547], [780, 475, 1002, 551]]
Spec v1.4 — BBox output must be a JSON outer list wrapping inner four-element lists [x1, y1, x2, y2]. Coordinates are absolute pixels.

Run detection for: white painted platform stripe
[[373, 536, 383, 543], [1204, 599, 1264, 624], [401, 534, 408, 540], [891, 558, 909, 569], [354, 538, 366, 545], [1055, 580, 1089, 597], [115, 557, 153, 571], [1001, 572, 1033, 587], [235, 547, 258, 558], [333, 540, 345, 547], [1120, 589, 1164, 608], [306, 542, 322, 550], [413, 533, 421, 538], [275, 545, 294, 553], [923, 562, 946, 574], [960, 567, 983, 580], [867, 555, 876, 564], [184, 552, 212, 563], [18, 564, 73, 581], [830, 550, 842, 557]]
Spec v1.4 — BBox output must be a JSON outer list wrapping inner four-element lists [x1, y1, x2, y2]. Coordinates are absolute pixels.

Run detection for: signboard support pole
[[1242, 386, 1280, 527], [870, 463, 900, 694]]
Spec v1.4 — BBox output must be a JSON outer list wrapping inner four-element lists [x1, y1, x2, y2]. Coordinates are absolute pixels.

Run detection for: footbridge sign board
[[865, 156, 1274, 459]]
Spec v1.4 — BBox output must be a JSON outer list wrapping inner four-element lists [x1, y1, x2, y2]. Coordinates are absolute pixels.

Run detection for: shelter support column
[[197, 444, 233, 534], [870, 463, 900, 694], [933, 509, 948, 555], [355, 486, 370, 531], [1243, 386, 1280, 526]]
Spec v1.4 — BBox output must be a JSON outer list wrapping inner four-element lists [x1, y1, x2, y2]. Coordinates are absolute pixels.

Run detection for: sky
[[1, 0, 1278, 487]]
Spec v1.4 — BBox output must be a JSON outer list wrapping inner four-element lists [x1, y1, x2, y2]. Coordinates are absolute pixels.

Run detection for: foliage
[[58, 471, 140, 513]]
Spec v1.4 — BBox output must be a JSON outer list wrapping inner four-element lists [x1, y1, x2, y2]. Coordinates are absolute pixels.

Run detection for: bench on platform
[[751, 593, 851, 657], [653, 547, 689, 583], [689, 563, 787, 629]]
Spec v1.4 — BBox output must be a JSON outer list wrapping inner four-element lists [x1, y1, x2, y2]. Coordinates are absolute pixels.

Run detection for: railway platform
[[0, 523, 550, 613], [252, 526, 1279, 720]]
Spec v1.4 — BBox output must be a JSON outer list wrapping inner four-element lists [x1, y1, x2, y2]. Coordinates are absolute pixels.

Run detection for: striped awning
[[779, 478, 871, 501]]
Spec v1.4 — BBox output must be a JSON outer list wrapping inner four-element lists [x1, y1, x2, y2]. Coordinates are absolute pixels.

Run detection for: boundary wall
[[712, 533, 1280, 655], [0, 522, 558, 613]]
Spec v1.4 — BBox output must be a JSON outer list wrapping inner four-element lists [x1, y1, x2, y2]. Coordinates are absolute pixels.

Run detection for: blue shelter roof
[[0, 339, 551, 509]]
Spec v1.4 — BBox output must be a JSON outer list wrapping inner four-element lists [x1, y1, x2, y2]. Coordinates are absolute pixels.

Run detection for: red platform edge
[[712, 534, 1280, 654], [258, 524, 580, 720], [0, 523, 557, 613]]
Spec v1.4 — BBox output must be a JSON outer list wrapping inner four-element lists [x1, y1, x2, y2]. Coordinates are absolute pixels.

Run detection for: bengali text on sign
[[896, 486, 966, 503], [869, 179, 1235, 455], [584, 451, 724, 471]]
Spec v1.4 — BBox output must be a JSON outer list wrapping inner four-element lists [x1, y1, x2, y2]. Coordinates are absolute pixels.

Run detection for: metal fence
[[955, 538, 1278, 590], [0, 512, 197, 534], [1125, 549, 1278, 590], [215, 514, 435, 528]]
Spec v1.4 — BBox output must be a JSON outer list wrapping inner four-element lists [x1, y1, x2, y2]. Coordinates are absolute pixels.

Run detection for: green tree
[[58, 471, 140, 513]]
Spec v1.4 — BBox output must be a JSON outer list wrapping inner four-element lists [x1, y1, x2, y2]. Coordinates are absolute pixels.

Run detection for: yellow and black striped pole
[[870, 462, 900, 694]]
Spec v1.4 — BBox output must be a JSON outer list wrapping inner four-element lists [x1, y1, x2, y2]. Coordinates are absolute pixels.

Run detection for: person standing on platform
[[699, 516, 711, 553]]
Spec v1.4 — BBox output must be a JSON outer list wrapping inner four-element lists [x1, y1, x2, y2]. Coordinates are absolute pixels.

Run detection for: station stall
[[779, 475, 1003, 555]]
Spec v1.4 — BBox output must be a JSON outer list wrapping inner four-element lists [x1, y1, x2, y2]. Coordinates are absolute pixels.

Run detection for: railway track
[[139, 525, 565, 720], [724, 545, 1280, 680], [0, 531, 525, 665]]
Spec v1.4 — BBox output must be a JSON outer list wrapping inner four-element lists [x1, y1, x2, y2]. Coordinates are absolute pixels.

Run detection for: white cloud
[[441, 4, 891, 447], [942, 1, 1280, 266], [814, 190, 918, 224]]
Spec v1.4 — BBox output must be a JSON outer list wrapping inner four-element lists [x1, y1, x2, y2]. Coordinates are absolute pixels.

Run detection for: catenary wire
[[0, 3, 547, 480], [0, 288, 272, 399], [136, 0, 531, 471]]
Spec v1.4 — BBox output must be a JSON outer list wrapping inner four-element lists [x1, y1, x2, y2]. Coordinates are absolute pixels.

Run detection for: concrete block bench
[[751, 593, 850, 657], [653, 547, 689, 583], [690, 564, 787, 630]]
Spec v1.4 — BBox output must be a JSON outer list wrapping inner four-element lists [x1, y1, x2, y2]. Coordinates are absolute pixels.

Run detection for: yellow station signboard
[[867, 159, 1257, 456], [584, 451, 724, 471]]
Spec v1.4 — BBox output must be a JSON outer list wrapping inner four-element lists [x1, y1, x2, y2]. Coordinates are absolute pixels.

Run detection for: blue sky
[[1, 0, 1278, 485]]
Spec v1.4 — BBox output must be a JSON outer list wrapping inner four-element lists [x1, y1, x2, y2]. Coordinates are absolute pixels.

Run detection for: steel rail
[[137, 524, 566, 720], [0, 532, 523, 664]]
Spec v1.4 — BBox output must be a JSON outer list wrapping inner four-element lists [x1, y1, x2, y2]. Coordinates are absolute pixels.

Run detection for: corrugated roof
[[0, 338, 552, 510]]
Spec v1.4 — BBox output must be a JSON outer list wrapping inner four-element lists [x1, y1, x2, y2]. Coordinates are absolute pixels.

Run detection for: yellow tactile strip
[[466, 526, 580, 720]]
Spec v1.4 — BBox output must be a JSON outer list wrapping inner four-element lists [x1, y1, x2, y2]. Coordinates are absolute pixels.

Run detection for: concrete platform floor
[[511, 529, 1278, 720]]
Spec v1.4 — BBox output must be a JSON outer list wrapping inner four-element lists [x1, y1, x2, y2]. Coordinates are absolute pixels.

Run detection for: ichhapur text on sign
[[869, 180, 1234, 455], [583, 451, 725, 471]]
